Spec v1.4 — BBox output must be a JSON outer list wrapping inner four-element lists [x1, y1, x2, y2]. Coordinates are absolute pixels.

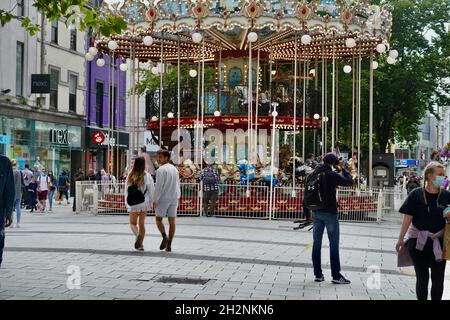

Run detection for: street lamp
[[268, 101, 279, 220]]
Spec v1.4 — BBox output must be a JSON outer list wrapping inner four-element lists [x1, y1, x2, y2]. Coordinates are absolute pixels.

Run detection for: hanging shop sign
[[395, 159, 419, 168], [31, 74, 51, 93], [92, 131, 105, 145]]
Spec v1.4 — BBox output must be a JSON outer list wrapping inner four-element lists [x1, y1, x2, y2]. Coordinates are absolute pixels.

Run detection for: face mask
[[433, 175, 445, 187]]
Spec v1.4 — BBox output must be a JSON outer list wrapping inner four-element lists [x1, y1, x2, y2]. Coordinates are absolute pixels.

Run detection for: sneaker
[[49, 208, 52, 212], [332, 275, 351, 285], [135, 234, 143, 250], [16, 223, 20, 228], [159, 236, 168, 250], [314, 275, 325, 282], [138, 246, 144, 251], [166, 240, 172, 252], [10, 224, 15, 228]]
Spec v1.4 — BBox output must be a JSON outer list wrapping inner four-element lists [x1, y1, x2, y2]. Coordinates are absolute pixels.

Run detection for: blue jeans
[[0, 222, 4, 267], [48, 189, 55, 209], [312, 211, 341, 279], [14, 198, 21, 224]]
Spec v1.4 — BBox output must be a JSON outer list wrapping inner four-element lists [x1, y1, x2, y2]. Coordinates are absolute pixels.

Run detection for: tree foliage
[[335, 0, 450, 154], [0, 0, 128, 37]]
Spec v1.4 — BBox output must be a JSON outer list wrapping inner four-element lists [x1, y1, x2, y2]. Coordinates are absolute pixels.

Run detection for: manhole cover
[[155, 277, 211, 285]]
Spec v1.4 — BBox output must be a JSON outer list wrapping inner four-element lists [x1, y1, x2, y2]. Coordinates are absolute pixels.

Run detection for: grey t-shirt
[[22, 168, 33, 186]]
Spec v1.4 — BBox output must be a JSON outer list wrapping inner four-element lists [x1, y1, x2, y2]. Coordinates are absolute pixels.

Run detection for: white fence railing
[[76, 181, 400, 222]]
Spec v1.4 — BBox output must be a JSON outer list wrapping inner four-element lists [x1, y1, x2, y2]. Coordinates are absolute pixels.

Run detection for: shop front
[[0, 115, 82, 177], [86, 127, 129, 177]]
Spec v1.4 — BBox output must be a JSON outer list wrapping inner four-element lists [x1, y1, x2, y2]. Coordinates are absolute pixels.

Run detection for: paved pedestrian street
[[1, 206, 449, 300]]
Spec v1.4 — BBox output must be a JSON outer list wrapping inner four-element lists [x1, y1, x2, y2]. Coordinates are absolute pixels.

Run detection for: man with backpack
[[199, 164, 220, 217], [304, 152, 353, 284]]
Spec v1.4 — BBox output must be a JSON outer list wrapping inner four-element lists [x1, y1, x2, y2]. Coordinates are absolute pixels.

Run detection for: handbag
[[443, 222, 450, 260], [397, 239, 413, 267]]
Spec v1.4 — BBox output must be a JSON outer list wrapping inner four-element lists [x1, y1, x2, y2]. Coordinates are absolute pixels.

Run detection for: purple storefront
[[85, 53, 128, 177]]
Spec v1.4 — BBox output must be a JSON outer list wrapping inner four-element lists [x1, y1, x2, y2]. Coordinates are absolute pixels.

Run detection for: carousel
[[88, 0, 395, 218]]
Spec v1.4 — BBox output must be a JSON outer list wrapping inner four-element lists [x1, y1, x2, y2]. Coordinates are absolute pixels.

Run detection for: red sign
[[92, 131, 105, 145]]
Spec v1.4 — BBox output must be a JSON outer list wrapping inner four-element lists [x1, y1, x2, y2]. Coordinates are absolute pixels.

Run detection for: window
[[49, 68, 59, 109], [96, 82, 104, 127], [69, 74, 77, 112], [51, 20, 58, 44], [17, 0, 24, 17], [70, 28, 77, 51], [110, 85, 117, 129], [16, 42, 24, 97]]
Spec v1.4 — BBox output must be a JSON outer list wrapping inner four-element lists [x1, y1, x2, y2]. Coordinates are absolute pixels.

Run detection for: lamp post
[[268, 102, 279, 221]]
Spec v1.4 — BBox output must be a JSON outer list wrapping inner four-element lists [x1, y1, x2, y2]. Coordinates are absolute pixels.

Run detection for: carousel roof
[[95, 0, 392, 62]]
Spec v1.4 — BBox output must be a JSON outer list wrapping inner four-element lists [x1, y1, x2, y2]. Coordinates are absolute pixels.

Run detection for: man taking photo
[[304, 152, 353, 284]]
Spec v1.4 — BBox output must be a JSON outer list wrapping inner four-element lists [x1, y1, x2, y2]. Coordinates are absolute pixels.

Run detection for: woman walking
[[396, 161, 450, 300], [47, 170, 57, 212], [125, 157, 154, 251]]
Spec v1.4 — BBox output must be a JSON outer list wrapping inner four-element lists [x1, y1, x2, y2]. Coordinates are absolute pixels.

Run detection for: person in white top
[[37, 168, 51, 212], [153, 149, 181, 252], [125, 157, 155, 251]]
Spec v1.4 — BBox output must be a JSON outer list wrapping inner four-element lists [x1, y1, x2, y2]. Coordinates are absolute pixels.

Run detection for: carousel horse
[[177, 159, 199, 180], [237, 159, 256, 185]]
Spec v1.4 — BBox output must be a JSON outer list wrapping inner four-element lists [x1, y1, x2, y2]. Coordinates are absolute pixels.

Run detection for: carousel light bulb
[[96, 58, 105, 67], [301, 34, 312, 45], [345, 38, 356, 48], [151, 66, 159, 75], [343, 65, 352, 73], [272, 110, 278, 117], [167, 112, 174, 118], [119, 63, 127, 72], [309, 69, 316, 76], [108, 40, 118, 51], [189, 69, 198, 77], [143, 35, 154, 46], [372, 61, 379, 69], [376, 43, 386, 53], [85, 52, 94, 61], [88, 46, 98, 56], [214, 110, 221, 117], [157, 62, 164, 73], [151, 116, 158, 122], [248, 31, 258, 43], [192, 32, 203, 43], [271, 70, 276, 76], [387, 56, 396, 65], [313, 113, 320, 120], [388, 49, 399, 59]]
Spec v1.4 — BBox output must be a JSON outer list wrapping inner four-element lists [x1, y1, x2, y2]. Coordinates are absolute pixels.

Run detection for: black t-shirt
[[399, 187, 448, 233]]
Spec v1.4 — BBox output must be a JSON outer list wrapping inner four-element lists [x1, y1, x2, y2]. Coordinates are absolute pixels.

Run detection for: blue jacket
[[0, 155, 15, 225], [314, 163, 353, 214]]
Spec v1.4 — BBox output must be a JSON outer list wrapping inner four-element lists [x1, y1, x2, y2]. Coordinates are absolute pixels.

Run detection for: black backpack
[[304, 169, 328, 211], [127, 184, 147, 206]]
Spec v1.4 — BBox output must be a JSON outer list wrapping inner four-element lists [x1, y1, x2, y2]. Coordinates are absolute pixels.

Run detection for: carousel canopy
[[95, 0, 392, 62]]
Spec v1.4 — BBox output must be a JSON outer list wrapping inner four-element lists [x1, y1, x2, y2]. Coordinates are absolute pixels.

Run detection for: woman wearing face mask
[[396, 161, 450, 300]]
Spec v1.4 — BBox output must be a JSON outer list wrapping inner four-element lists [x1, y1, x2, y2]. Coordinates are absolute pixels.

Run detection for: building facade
[[85, 53, 128, 177], [0, 0, 85, 181]]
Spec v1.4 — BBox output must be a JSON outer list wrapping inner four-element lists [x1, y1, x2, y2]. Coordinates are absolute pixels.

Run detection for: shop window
[[16, 42, 24, 97], [70, 28, 77, 51], [96, 81, 104, 127], [49, 68, 59, 109], [69, 74, 77, 112], [51, 20, 58, 44]]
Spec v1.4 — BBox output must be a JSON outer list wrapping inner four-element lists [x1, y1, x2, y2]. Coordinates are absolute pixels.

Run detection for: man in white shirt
[[153, 149, 180, 252]]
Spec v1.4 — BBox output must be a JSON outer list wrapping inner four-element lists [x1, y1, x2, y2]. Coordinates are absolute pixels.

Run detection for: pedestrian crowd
[[1, 150, 450, 302]]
